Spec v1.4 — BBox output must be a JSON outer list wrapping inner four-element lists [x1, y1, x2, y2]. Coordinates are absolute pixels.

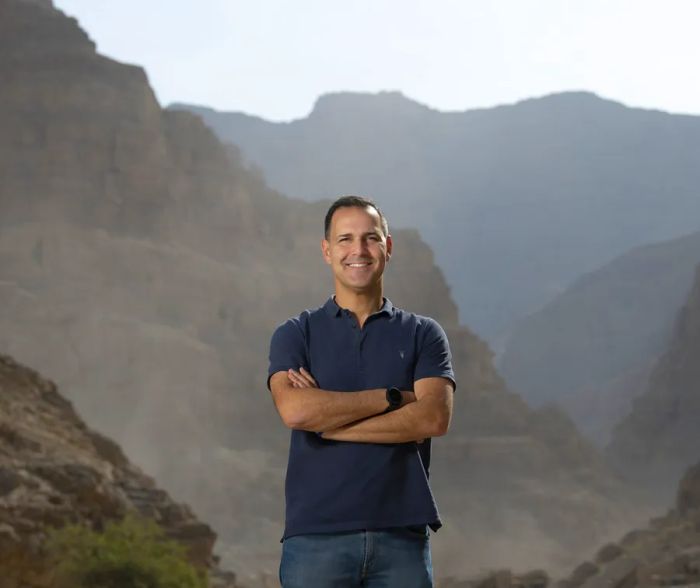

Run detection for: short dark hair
[[324, 195, 389, 239]]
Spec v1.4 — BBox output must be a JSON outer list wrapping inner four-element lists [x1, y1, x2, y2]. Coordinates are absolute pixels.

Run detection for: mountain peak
[[511, 90, 629, 112], [309, 90, 431, 120], [2, 0, 97, 58]]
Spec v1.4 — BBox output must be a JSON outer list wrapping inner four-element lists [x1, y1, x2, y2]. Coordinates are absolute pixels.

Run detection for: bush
[[46, 513, 208, 588]]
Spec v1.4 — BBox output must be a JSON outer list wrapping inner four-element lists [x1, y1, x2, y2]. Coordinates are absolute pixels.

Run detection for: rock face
[[437, 569, 549, 588], [499, 230, 700, 445], [0, 353, 238, 588], [555, 461, 700, 588], [0, 0, 255, 255], [0, 0, 647, 581], [440, 466, 700, 588], [607, 265, 700, 503], [677, 464, 700, 516], [172, 89, 700, 342]]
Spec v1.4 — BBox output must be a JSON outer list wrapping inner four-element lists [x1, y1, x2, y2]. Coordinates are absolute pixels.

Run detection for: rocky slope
[[172, 90, 700, 342], [607, 264, 700, 504], [499, 230, 700, 444], [438, 463, 700, 588], [0, 0, 647, 581], [554, 462, 700, 588], [0, 353, 238, 588]]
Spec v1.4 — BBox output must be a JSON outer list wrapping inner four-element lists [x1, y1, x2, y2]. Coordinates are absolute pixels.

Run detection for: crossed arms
[[269, 368, 454, 443]]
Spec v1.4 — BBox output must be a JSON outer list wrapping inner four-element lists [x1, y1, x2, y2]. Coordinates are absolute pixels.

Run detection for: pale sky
[[53, 0, 700, 122]]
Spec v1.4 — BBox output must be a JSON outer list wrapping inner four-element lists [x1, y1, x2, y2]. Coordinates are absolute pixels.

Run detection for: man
[[267, 195, 455, 587]]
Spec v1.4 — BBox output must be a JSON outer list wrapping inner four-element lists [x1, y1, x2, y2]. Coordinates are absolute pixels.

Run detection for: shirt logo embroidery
[[399, 350, 405, 359]]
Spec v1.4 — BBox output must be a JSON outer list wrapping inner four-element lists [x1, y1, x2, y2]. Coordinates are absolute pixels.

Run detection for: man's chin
[[345, 280, 381, 294], [335, 273, 382, 293]]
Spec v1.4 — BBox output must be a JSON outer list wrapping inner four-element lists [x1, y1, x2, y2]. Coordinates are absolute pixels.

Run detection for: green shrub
[[46, 513, 208, 588]]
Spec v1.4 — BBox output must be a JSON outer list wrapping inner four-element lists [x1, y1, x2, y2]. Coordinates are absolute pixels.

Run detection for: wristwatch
[[384, 386, 402, 413]]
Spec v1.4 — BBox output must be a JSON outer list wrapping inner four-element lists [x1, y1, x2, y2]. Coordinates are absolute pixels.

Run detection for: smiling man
[[267, 195, 455, 587]]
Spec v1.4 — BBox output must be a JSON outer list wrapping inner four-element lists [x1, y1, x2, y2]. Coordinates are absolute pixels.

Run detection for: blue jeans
[[279, 528, 433, 587]]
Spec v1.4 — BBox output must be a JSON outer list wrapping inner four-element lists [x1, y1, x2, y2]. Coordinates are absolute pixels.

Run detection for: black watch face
[[388, 387, 402, 406]]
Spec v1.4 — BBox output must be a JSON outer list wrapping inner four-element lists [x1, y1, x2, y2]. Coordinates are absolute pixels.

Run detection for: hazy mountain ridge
[[607, 263, 700, 504], [173, 90, 700, 341], [1, 0, 647, 581], [499, 229, 700, 444]]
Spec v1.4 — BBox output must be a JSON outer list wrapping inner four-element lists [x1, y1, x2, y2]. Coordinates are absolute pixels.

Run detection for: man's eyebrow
[[335, 230, 382, 238]]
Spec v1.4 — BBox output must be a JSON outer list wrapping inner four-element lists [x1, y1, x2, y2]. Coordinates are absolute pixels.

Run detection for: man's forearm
[[321, 395, 447, 443], [275, 385, 390, 432]]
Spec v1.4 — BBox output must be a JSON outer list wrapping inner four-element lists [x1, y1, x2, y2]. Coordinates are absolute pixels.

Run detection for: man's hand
[[287, 367, 318, 389]]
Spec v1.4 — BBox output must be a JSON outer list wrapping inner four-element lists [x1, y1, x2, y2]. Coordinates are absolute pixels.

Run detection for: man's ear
[[321, 238, 331, 265], [386, 234, 393, 261]]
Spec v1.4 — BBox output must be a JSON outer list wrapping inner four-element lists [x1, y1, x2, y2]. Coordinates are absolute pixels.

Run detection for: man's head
[[324, 196, 389, 240], [322, 195, 392, 297]]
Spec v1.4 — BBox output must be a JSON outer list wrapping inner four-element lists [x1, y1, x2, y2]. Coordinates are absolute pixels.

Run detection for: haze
[[53, 0, 700, 121]]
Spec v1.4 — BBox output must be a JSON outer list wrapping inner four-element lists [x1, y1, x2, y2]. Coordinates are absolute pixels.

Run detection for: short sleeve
[[267, 318, 308, 390], [414, 317, 456, 391]]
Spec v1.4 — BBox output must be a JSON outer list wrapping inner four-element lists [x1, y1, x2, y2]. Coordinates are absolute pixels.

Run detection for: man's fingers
[[289, 376, 305, 387], [299, 367, 318, 387], [288, 368, 317, 388], [287, 369, 305, 386], [293, 367, 317, 387]]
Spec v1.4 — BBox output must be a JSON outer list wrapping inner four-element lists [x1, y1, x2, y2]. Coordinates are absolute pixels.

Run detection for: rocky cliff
[[607, 264, 700, 504], [438, 463, 700, 588], [0, 353, 238, 587], [0, 0, 647, 581], [554, 462, 700, 588]]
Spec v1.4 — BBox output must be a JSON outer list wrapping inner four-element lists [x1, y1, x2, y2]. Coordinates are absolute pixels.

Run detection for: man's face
[[322, 205, 392, 295]]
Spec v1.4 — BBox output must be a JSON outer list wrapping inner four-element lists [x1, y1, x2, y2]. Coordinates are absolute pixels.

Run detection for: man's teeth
[[347, 263, 370, 267]]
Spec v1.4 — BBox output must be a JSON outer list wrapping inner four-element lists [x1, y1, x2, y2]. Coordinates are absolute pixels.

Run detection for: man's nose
[[352, 238, 370, 255]]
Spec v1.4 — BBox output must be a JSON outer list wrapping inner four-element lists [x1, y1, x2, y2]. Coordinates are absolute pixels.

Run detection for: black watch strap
[[384, 386, 402, 413]]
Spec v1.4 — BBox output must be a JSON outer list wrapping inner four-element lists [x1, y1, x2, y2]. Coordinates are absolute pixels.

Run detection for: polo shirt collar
[[323, 296, 394, 318]]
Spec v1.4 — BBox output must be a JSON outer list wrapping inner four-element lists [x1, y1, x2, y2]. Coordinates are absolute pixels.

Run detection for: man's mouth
[[345, 261, 371, 268]]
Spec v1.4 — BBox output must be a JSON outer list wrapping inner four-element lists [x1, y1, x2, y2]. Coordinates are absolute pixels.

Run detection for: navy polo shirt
[[267, 296, 456, 540]]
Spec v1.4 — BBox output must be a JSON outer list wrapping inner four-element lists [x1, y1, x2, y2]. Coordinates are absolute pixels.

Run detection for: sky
[[53, 0, 700, 122]]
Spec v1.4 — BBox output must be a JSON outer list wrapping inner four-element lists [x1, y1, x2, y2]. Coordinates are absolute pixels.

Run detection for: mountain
[[498, 230, 700, 444], [1, 0, 648, 581], [438, 462, 700, 588], [172, 90, 700, 342], [0, 353, 239, 588], [554, 461, 700, 588], [607, 264, 700, 504]]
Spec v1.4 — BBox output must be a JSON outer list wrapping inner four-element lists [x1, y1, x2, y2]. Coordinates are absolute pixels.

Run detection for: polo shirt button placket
[[344, 310, 356, 330], [352, 320, 364, 375]]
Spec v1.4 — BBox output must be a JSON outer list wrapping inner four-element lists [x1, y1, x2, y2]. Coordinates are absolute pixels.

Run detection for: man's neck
[[334, 289, 384, 328]]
